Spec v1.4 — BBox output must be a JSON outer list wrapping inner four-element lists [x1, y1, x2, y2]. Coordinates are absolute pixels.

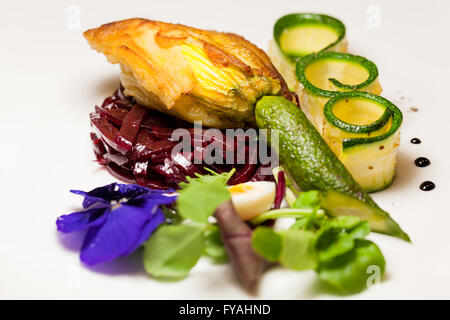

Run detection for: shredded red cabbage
[[90, 85, 274, 189]]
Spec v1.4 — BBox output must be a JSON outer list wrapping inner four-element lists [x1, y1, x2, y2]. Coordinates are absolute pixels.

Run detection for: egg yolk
[[228, 184, 254, 194]]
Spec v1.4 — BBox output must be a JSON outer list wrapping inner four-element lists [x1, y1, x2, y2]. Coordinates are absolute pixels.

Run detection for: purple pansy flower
[[57, 183, 176, 266]]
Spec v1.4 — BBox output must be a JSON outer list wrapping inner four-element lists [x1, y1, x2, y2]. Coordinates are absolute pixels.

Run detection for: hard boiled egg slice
[[227, 181, 276, 221]]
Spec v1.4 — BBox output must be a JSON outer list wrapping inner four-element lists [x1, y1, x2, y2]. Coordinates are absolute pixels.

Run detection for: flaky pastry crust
[[84, 18, 295, 128]]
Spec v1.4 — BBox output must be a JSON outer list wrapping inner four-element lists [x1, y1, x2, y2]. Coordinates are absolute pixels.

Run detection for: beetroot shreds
[[114, 104, 148, 153], [273, 170, 286, 209], [90, 86, 274, 190]]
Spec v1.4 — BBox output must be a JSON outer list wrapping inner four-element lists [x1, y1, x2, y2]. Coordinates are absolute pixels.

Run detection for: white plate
[[1, 0, 449, 299]]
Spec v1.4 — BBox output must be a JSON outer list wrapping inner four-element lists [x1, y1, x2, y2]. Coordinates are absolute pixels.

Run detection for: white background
[[0, 0, 449, 299]]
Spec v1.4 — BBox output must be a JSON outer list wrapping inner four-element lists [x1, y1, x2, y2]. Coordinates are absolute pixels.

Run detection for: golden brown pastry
[[84, 18, 295, 128]]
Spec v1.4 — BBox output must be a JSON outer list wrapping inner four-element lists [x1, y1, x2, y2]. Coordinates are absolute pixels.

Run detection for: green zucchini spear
[[255, 96, 409, 241]]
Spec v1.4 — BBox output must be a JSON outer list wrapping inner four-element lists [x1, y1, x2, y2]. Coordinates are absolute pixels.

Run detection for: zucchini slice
[[295, 51, 382, 139], [274, 13, 347, 60], [269, 13, 347, 90], [295, 51, 381, 98], [268, 15, 402, 193], [294, 52, 399, 192], [323, 92, 402, 192]]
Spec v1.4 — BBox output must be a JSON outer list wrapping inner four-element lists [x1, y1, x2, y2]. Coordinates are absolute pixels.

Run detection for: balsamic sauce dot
[[411, 138, 421, 144], [420, 181, 435, 191], [415, 157, 431, 167]]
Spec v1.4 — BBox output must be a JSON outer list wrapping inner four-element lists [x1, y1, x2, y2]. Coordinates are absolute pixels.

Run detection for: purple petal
[[79, 204, 161, 265], [56, 203, 109, 233], [70, 188, 111, 209], [127, 208, 165, 254], [71, 183, 155, 208], [116, 182, 152, 199], [132, 191, 177, 211]]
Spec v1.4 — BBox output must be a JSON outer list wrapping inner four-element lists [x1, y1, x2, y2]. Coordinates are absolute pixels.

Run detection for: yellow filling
[[280, 25, 339, 56], [180, 44, 245, 94]]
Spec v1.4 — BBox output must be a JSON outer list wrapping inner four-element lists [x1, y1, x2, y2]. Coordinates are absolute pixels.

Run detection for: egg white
[[228, 181, 276, 221]]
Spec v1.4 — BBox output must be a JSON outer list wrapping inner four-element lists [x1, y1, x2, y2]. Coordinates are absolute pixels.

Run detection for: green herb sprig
[[142, 169, 234, 278], [251, 190, 385, 294]]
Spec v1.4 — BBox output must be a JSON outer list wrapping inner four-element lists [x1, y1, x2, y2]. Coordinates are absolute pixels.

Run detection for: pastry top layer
[[84, 18, 295, 128]]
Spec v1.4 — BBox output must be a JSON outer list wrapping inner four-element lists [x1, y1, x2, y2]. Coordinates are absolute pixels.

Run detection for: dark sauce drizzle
[[410, 137, 435, 191], [420, 181, 435, 191], [415, 157, 431, 167]]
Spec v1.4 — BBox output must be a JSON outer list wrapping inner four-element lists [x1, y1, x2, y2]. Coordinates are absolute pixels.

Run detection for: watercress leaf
[[161, 205, 182, 225], [179, 168, 235, 188], [279, 229, 318, 270], [290, 217, 307, 230], [328, 216, 370, 239], [143, 224, 204, 279], [317, 239, 385, 294], [177, 179, 230, 223], [251, 226, 282, 262], [348, 221, 371, 239], [293, 190, 321, 209], [304, 207, 319, 230], [203, 225, 228, 263], [316, 227, 355, 262]]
